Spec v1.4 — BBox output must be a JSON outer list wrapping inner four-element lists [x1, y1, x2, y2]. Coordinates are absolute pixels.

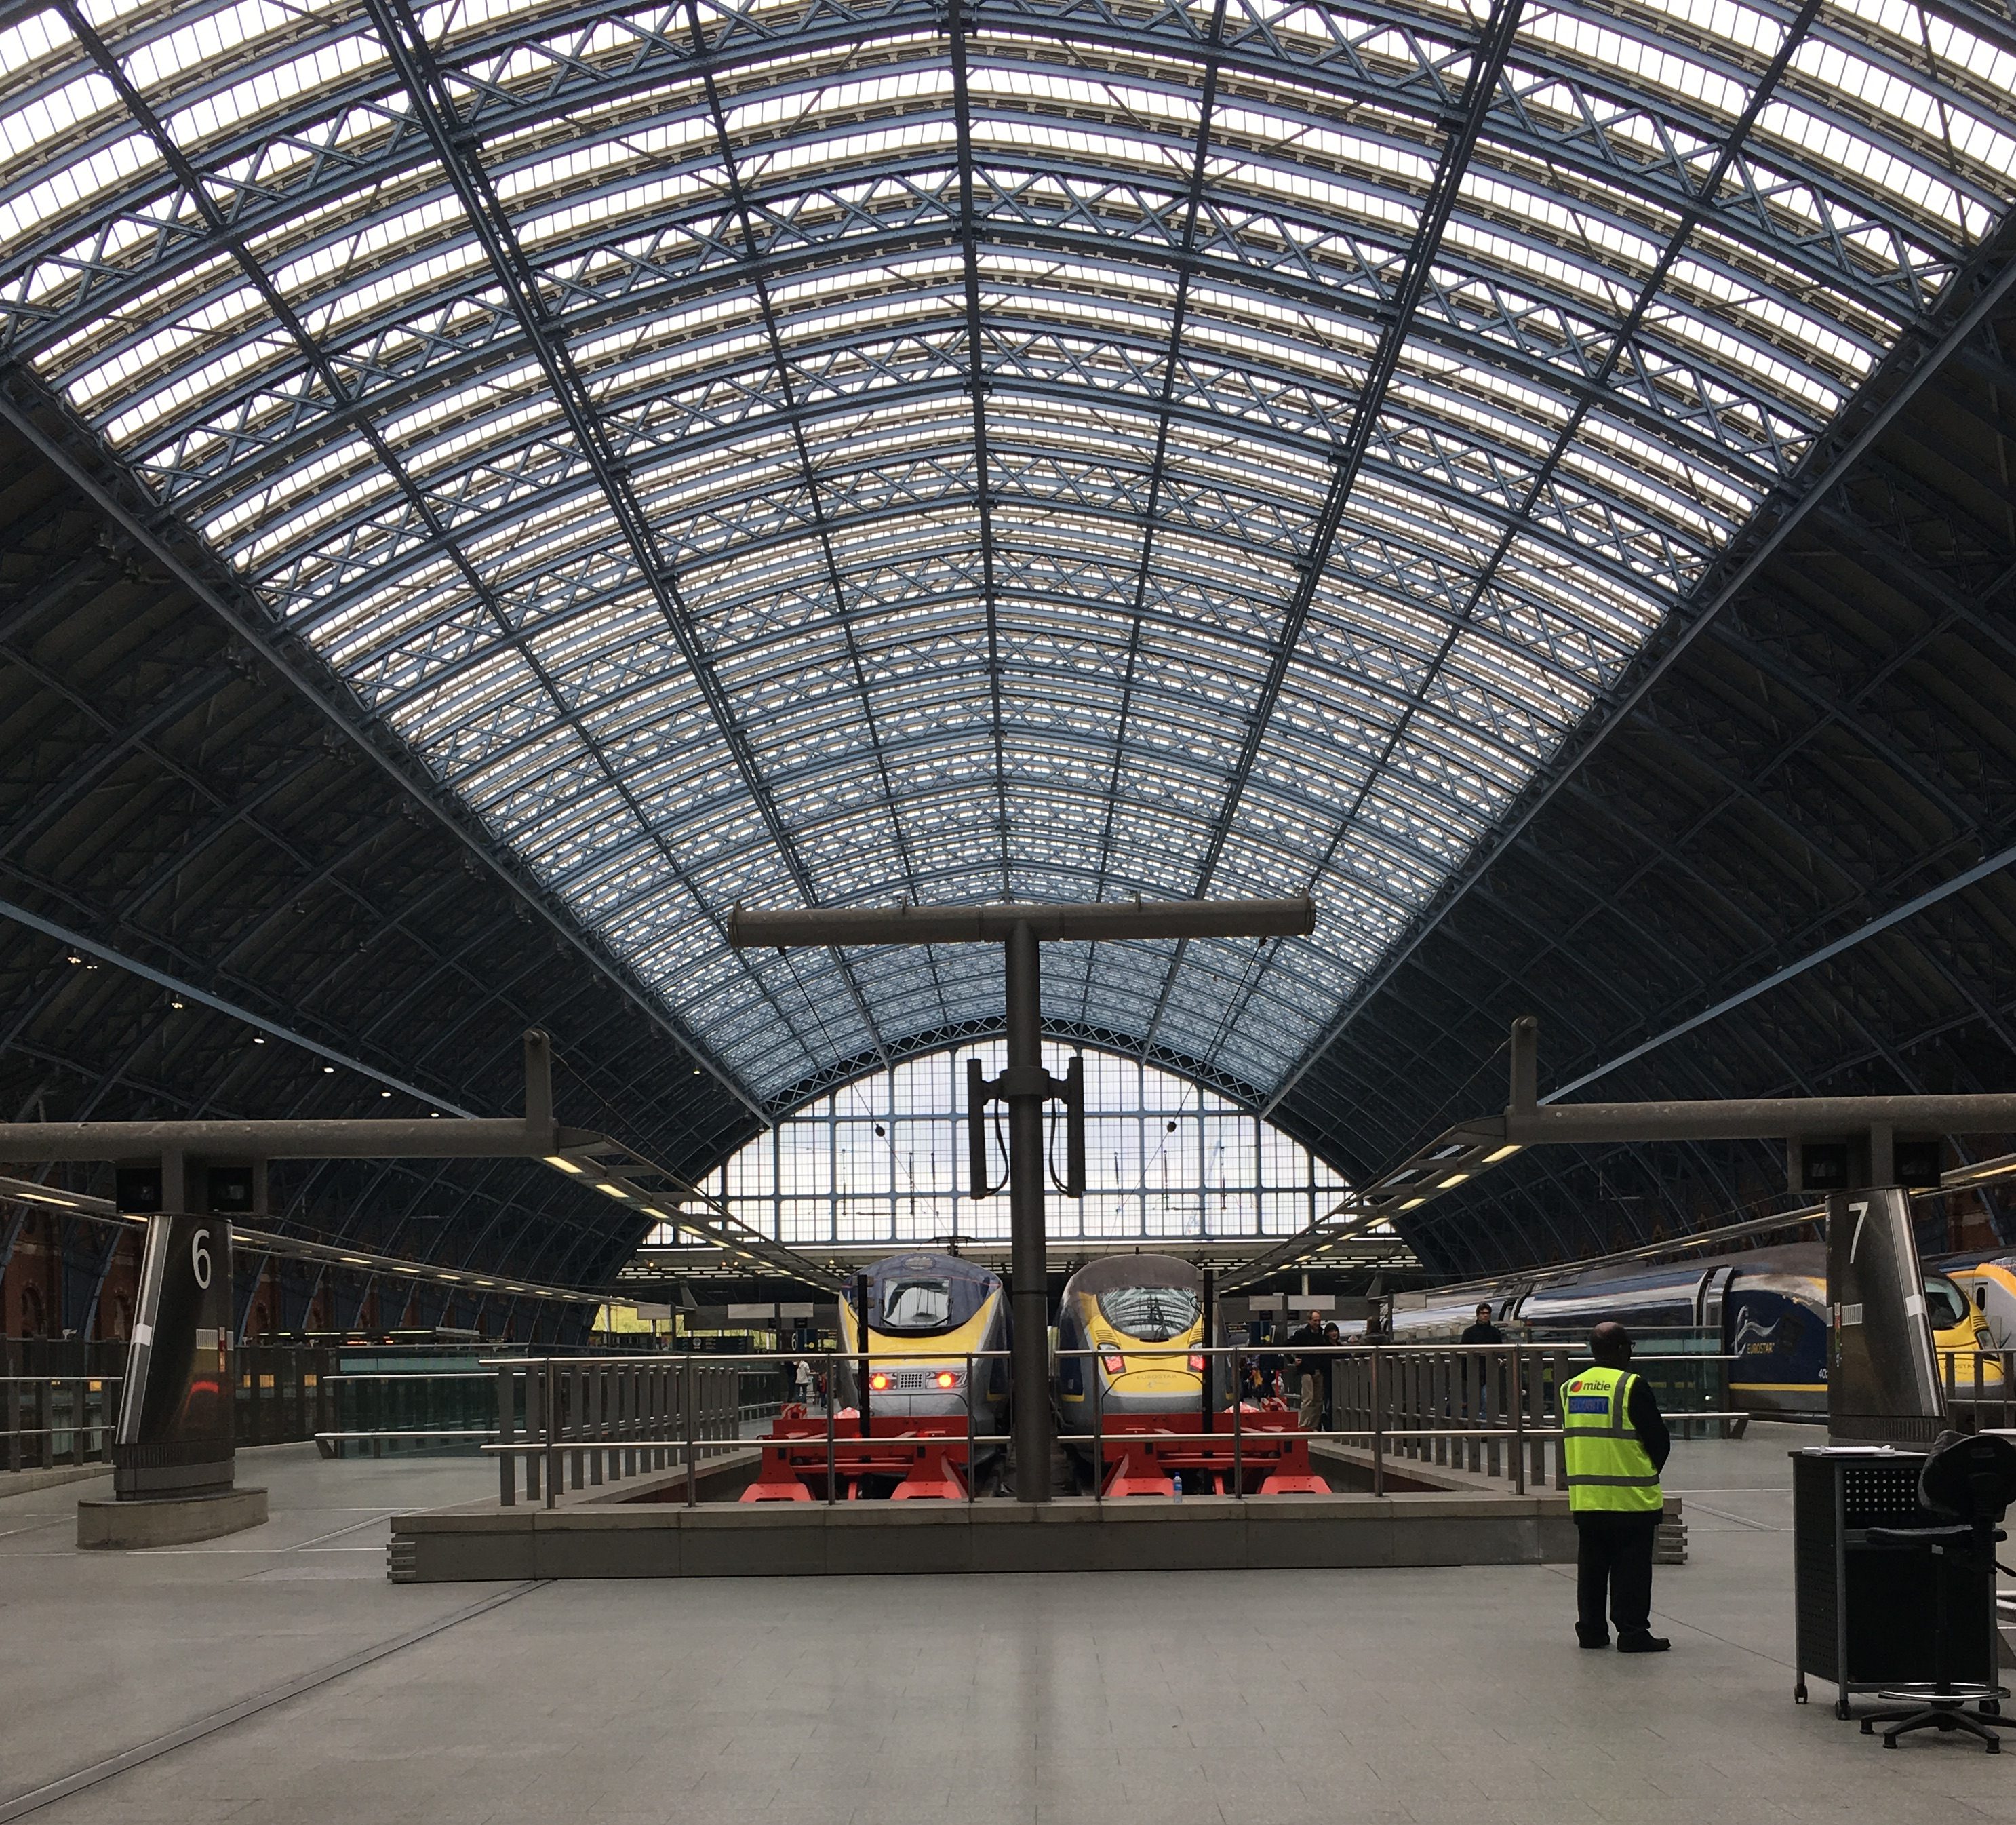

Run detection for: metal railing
[[0, 1374, 121, 1471], [1941, 1348, 2016, 1430], [1324, 1343, 1573, 1493], [477, 1343, 1592, 1507], [312, 1350, 788, 1462], [1519, 1324, 1736, 1424], [484, 1356, 751, 1506]]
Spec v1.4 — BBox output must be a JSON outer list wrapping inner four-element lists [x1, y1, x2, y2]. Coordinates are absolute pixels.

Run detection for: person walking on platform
[[793, 1357, 814, 1408], [1288, 1312, 1327, 1436], [1562, 1321, 1671, 1653]]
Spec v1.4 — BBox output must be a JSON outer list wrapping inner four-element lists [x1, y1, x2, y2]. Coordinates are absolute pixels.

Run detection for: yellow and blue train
[[1053, 1254, 1207, 1451], [835, 1251, 1011, 1437], [1393, 1242, 2000, 1417], [1933, 1250, 2016, 1355]]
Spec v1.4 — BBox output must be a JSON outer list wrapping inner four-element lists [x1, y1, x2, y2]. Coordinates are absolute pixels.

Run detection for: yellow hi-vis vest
[[1561, 1365, 1663, 1514]]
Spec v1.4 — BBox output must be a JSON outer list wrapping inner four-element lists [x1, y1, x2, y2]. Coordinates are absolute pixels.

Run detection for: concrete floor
[[1, 1426, 2010, 1824]]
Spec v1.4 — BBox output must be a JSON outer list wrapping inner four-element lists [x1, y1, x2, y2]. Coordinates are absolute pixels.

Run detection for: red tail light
[[1187, 1354, 1206, 1373], [1103, 1354, 1125, 1374]]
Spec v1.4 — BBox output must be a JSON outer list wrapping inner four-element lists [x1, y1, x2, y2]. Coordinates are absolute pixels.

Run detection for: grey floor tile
[[5, 1424, 2011, 1824]]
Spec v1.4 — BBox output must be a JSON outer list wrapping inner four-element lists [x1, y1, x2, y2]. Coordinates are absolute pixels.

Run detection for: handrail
[[458, 1342, 1591, 1508], [0, 1372, 124, 1472]]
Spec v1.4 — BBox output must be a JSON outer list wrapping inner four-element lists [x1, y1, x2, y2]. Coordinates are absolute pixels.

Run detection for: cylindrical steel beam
[[727, 896, 1315, 949], [0, 1118, 586, 1162], [1004, 920, 1052, 1503], [1509, 1095, 2016, 1146]]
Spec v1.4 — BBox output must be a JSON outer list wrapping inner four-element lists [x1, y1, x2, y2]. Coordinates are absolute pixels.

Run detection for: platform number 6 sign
[[191, 1226, 213, 1291]]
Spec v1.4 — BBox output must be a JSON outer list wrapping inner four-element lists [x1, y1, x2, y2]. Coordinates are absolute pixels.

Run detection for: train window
[[1096, 1287, 1202, 1341], [881, 1279, 952, 1331], [1922, 1275, 1969, 1331]]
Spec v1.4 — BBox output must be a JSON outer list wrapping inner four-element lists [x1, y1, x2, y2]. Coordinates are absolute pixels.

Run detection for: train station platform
[[1, 1425, 2010, 1824]]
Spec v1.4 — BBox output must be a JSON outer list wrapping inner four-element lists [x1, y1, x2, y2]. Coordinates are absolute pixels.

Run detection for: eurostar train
[[1054, 1254, 1206, 1447], [1392, 1243, 2000, 1418], [1933, 1251, 2016, 1353], [835, 1251, 1010, 1436]]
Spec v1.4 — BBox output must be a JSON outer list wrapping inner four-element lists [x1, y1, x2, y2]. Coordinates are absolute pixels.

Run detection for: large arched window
[[654, 1044, 1349, 1248]]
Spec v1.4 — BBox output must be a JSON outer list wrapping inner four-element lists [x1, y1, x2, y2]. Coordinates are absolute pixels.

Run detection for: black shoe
[[1617, 1633, 1671, 1653], [1577, 1634, 1610, 1650]]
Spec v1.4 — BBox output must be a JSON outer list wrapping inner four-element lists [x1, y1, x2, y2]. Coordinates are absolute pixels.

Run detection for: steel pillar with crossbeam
[[0, 1029, 845, 1520], [728, 895, 1316, 1499], [1225, 1017, 2016, 1291]]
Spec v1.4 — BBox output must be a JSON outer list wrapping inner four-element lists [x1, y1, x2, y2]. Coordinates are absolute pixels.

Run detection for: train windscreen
[[1924, 1274, 1971, 1331], [881, 1278, 953, 1332], [1096, 1286, 1202, 1342]]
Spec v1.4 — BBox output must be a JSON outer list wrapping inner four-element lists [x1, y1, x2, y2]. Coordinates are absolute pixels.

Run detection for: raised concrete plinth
[[77, 1485, 268, 1549], [389, 1489, 1576, 1582]]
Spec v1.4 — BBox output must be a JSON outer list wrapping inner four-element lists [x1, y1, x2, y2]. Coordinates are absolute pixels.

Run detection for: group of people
[[1279, 1300, 1505, 1433]]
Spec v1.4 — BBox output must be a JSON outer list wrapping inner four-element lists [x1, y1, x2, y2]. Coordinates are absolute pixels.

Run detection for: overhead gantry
[[0, 1029, 841, 1532], [729, 895, 1316, 1499]]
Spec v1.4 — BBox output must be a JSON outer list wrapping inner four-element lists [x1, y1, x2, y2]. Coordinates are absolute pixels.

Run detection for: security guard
[[1562, 1321, 1670, 1653]]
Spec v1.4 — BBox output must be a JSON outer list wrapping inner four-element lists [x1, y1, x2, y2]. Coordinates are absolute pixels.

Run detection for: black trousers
[[1575, 1511, 1658, 1641]]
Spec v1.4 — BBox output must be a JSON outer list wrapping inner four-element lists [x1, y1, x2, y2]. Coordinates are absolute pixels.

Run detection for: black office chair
[[1859, 1430, 2016, 1752]]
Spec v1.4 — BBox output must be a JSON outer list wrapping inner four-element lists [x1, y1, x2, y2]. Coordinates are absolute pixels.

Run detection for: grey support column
[[1004, 920, 1051, 1501], [113, 1149, 235, 1500]]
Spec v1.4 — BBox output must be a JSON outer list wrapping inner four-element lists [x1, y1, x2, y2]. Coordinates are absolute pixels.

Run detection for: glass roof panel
[[3, 0, 2012, 1103]]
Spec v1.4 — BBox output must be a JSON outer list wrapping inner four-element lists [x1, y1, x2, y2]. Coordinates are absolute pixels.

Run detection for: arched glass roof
[[3, 0, 2013, 1107]]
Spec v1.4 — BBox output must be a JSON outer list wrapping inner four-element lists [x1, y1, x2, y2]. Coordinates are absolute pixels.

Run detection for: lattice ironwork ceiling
[[3, 0, 2013, 1107]]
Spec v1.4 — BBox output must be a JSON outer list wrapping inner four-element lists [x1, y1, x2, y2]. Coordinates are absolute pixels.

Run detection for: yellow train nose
[[1941, 1346, 2007, 1389], [1105, 1367, 1200, 1397]]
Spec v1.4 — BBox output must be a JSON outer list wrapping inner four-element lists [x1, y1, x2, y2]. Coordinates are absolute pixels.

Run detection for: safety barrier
[[0, 1373, 121, 1471], [484, 1356, 755, 1506], [1333, 1344, 1587, 1492], [473, 1345, 1592, 1506], [1517, 1324, 1737, 1430], [1942, 1347, 2016, 1429]]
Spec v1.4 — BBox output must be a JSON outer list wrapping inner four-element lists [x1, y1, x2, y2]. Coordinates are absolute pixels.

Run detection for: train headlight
[[933, 1370, 960, 1390], [867, 1371, 894, 1392], [1103, 1354, 1125, 1375]]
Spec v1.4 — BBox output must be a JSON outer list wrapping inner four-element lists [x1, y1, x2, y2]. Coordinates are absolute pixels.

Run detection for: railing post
[[1092, 1350, 1103, 1504], [1511, 1343, 1526, 1495], [542, 1358, 558, 1510], [496, 1359, 517, 1507], [682, 1350, 698, 1508], [965, 1352, 976, 1504], [1231, 1349, 1244, 1497], [521, 1361, 540, 1504], [824, 1350, 836, 1505], [1370, 1347, 1384, 1497], [622, 1361, 635, 1480]]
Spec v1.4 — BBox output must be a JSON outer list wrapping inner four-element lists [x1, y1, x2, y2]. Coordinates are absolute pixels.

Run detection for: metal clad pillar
[[1004, 920, 1051, 1500]]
